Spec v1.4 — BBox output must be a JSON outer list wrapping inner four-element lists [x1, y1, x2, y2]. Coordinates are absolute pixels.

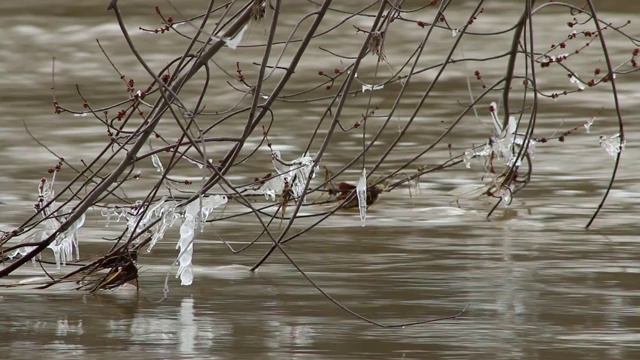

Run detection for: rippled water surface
[[1, 1, 640, 359]]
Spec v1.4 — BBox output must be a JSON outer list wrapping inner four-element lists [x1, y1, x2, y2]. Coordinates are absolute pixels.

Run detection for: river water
[[1, 1, 640, 359]]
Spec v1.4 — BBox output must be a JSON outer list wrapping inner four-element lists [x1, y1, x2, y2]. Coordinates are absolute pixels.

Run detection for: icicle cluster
[[21, 174, 88, 268], [259, 151, 318, 201]]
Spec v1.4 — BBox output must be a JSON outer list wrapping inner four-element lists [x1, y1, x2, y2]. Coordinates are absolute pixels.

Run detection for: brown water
[[2, 1, 640, 359]]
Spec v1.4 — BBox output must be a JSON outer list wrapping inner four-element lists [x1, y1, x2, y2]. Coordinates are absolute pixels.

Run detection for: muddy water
[[1, 1, 640, 359]]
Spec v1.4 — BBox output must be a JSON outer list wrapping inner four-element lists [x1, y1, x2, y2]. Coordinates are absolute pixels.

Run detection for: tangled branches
[[1, 0, 637, 326]]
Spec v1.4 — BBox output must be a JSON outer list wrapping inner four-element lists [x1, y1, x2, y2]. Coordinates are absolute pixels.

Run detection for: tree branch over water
[[1, 0, 638, 326]]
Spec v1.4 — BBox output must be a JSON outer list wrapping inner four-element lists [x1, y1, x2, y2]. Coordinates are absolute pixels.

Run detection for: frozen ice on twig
[[356, 169, 367, 227], [151, 154, 164, 173], [584, 117, 595, 133], [271, 150, 289, 175], [198, 195, 228, 232], [569, 74, 586, 90], [599, 133, 625, 158], [452, 28, 459, 37], [211, 24, 249, 50], [362, 83, 384, 93], [463, 149, 475, 169], [500, 187, 512, 206], [259, 152, 317, 201]]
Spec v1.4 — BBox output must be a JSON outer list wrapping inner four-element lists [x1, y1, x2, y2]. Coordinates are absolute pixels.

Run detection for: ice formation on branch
[[463, 102, 530, 168], [599, 133, 625, 158], [259, 151, 317, 201], [211, 24, 249, 50], [569, 74, 586, 90], [23, 175, 88, 268], [362, 83, 384, 93], [151, 154, 164, 173]]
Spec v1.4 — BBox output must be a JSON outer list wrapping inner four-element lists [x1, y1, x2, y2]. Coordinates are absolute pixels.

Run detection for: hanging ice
[[151, 154, 164, 173], [599, 133, 625, 158], [211, 24, 249, 50], [259, 151, 317, 201], [271, 150, 289, 175], [489, 102, 518, 165], [356, 169, 367, 227], [176, 201, 199, 286], [147, 201, 180, 252], [47, 212, 85, 268], [198, 195, 228, 232]]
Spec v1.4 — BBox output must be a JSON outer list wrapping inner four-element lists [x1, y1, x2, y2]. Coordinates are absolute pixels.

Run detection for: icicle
[[176, 201, 199, 285], [212, 24, 249, 50], [151, 154, 164, 173], [356, 169, 367, 227], [47, 212, 86, 269]]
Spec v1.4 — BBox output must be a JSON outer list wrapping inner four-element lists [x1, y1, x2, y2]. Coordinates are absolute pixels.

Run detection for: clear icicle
[[212, 24, 249, 50], [151, 154, 164, 173], [176, 201, 200, 285], [356, 169, 367, 227]]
